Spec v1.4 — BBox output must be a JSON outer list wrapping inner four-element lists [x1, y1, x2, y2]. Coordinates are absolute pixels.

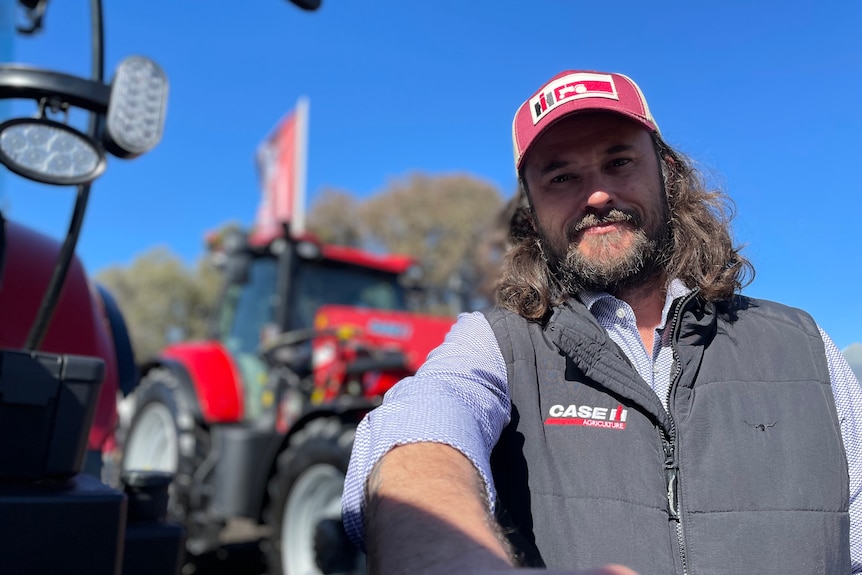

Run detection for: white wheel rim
[[122, 402, 178, 473], [282, 463, 351, 575]]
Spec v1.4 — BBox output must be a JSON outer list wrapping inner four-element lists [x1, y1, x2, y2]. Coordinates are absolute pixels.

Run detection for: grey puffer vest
[[484, 293, 849, 575]]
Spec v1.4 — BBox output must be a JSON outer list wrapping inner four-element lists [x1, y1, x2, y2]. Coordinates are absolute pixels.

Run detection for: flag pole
[[292, 96, 309, 236]]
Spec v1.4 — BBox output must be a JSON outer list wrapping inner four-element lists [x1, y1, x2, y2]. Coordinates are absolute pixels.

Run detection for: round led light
[[0, 118, 106, 185]]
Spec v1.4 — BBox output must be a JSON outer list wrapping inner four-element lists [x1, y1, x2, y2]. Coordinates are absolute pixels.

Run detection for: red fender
[[161, 341, 244, 423]]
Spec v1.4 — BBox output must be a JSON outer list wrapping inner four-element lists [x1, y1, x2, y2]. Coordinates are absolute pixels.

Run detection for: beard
[[540, 205, 673, 296]]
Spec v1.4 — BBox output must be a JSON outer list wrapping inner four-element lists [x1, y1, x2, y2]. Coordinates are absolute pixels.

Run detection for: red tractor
[[118, 224, 454, 574]]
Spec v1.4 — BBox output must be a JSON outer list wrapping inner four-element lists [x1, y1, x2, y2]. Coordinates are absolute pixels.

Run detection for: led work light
[[0, 117, 106, 186], [105, 56, 168, 159]]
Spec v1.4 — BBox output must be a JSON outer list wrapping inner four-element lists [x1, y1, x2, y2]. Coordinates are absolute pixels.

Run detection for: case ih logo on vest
[[545, 404, 628, 430], [529, 72, 619, 125]]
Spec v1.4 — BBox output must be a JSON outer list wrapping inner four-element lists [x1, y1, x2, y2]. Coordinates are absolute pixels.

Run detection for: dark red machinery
[[0, 0, 177, 574]]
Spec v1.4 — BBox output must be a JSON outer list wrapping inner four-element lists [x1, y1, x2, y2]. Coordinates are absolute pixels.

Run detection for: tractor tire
[[120, 368, 213, 548], [265, 417, 364, 575]]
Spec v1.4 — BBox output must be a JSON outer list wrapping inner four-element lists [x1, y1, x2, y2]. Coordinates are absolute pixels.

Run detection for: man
[[341, 70, 862, 575]]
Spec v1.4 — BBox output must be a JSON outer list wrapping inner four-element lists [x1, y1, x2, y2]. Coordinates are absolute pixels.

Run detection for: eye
[[608, 158, 631, 168], [550, 173, 576, 184]]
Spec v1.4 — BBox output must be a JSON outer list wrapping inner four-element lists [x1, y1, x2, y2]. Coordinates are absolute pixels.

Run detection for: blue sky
[[1, 0, 860, 349]]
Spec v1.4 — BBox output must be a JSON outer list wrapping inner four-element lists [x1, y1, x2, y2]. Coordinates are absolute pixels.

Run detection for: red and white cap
[[512, 70, 659, 173]]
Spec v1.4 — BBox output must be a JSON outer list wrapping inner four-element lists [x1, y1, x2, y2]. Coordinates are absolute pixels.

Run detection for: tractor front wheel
[[120, 367, 214, 552], [265, 417, 364, 575]]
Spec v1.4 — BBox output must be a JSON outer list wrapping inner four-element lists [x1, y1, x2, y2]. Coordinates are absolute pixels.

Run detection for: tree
[[95, 247, 220, 363], [472, 187, 528, 305], [307, 187, 363, 247], [359, 173, 504, 314]]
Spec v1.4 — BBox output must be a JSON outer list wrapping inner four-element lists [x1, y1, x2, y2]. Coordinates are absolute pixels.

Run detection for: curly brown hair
[[495, 134, 754, 321]]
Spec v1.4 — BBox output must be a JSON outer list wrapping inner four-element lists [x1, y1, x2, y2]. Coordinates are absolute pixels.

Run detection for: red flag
[[252, 97, 309, 243]]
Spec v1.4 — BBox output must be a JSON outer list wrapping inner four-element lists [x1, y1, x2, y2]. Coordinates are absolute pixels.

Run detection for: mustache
[[567, 208, 640, 238]]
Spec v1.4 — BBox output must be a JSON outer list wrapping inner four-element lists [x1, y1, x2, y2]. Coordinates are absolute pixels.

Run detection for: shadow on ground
[[182, 540, 268, 575]]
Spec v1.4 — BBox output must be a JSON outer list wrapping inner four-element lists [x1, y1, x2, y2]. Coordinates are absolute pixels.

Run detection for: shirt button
[[615, 308, 626, 319]]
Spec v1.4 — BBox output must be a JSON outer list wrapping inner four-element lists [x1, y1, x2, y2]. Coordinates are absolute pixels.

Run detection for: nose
[[585, 189, 613, 210], [584, 172, 615, 210]]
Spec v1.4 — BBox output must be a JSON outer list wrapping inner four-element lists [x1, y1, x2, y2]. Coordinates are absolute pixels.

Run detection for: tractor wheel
[[120, 368, 213, 547], [265, 417, 364, 575]]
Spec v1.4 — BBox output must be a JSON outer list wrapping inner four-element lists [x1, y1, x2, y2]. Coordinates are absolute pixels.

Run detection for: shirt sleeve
[[341, 311, 510, 551], [819, 327, 862, 574]]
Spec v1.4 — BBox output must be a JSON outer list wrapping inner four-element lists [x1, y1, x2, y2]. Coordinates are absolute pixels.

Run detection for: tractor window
[[290, 260, 406, 330], [220, 256, 279, 356]]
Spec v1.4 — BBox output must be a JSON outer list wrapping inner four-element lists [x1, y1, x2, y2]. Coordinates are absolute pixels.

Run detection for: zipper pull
[[666, 466, 679, 519], [663, 438, 680, 519]]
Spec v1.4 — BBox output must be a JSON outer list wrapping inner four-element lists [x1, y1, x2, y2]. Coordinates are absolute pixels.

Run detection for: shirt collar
[[577, 279, 693, 331]]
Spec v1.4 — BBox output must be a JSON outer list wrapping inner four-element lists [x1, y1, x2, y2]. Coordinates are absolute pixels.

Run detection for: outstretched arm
[[364, 441, 637, 575], [366, 442, 513, 575]]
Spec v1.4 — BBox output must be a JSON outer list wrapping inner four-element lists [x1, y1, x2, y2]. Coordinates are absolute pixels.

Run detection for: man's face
[[521, 112, 672, 294]]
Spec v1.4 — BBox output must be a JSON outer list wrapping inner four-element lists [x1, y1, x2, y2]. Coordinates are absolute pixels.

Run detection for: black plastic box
[[0, 349, 105, 479]]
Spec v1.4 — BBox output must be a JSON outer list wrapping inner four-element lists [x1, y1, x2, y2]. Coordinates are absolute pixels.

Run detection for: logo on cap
[[529, 72, 619, 125]]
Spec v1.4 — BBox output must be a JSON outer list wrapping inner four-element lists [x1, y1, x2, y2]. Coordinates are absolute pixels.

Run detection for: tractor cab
[[204, 226, 421, 422]]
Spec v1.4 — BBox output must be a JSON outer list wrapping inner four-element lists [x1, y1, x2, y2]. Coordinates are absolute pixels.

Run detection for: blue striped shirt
[[343, 281, 862, 571]]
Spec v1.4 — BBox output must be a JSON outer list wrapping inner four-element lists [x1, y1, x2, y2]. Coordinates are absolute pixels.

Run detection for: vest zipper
[[664, 291, 697, 575]]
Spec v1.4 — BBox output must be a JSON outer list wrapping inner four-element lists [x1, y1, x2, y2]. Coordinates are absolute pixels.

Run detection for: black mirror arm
[[0, 66, 110, 112], [15, 0, 48, 35]]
